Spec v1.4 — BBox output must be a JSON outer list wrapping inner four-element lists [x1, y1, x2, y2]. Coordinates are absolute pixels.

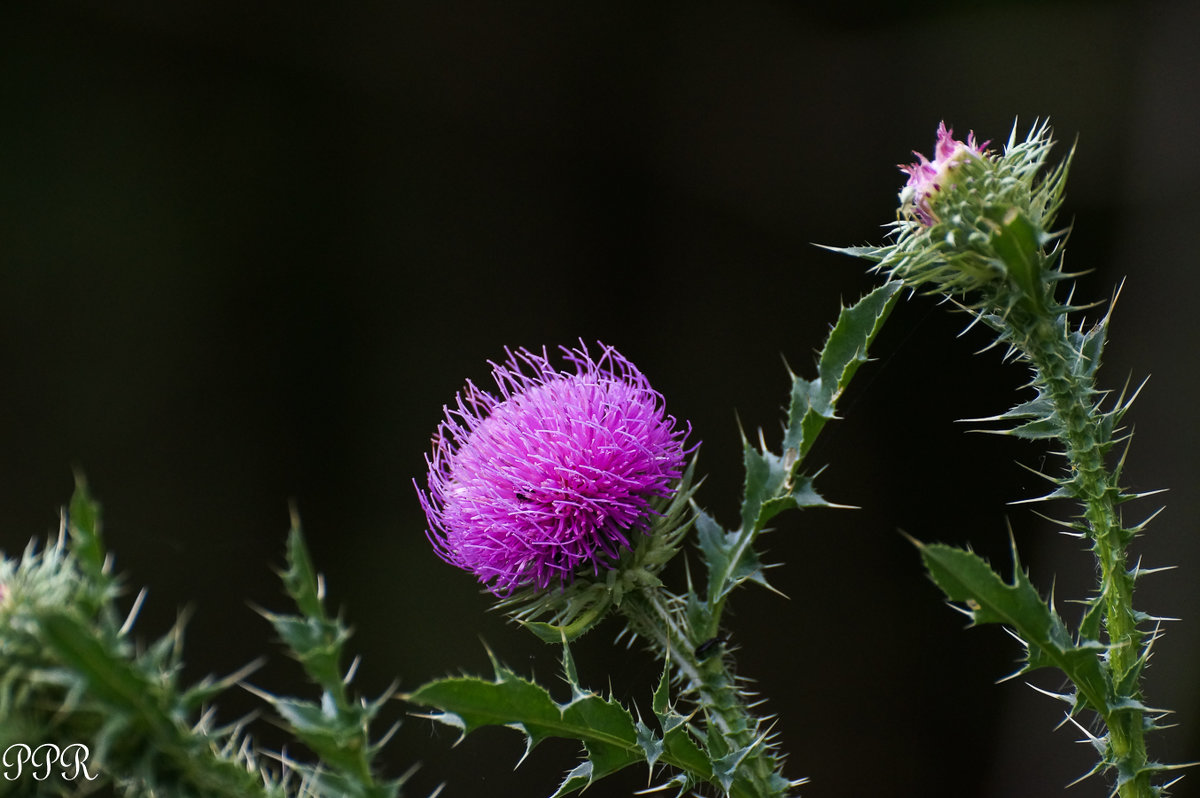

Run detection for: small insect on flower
[[694, 635, 726, 660], [416, 342, 691, 595]]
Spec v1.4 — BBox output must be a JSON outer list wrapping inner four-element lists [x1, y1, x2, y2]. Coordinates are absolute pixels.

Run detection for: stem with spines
[[988, 266, 1150, 797], [837, 121, 1177, 795], [619, 587, 789, 798]]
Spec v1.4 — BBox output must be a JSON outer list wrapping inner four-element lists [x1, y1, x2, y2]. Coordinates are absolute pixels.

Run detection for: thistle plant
[[0, 479, 409, 797], [833, 120, 1189, 796], [0, 117, 1190, 798], [406, 297, 898, 797]]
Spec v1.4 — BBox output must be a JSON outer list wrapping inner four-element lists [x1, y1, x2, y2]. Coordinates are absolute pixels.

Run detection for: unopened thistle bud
[[857, 120, 1073, 315], [416, 342, 692, 599]]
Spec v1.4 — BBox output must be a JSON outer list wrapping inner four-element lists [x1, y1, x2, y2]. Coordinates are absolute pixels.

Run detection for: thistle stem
[[1007, 309, 1150, 797], [620, 588, 791, 798]]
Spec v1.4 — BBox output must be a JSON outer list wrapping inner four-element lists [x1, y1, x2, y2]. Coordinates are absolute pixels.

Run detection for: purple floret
[[417, 342, 691, 595], [900, 121, 989, 225]]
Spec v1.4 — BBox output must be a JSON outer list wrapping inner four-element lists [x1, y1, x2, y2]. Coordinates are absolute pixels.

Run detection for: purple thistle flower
[[417, 342, 691, 595], [900, 121, 989, 225]]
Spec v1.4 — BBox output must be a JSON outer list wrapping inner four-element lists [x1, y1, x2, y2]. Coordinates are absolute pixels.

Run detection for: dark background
[[1, 2, 1197, 796]]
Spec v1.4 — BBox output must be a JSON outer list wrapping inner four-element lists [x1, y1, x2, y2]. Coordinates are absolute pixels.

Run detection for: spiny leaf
[[636, 718, 665, 770], [260, 514, 400, 797], [406, 668, 641, 793], [282, 515, 326, 621], [651, 662, 707, 782], [39, 610, 168, 730], [273, 521, 350, 694], [912, 537, 1111, 716], [519, 604, 609, 645], [1078, 595, 1105, 642], [37, 611, 286, 797], [697, 507, 772, 607], [759, 475, 835, 529], [712, 740, 767, 795], [738, 441, 789, 538], [1068, 319, 1108, 384], [550, 761, 596, 798], [269, 694, 367, 774], [784, 279, 901, 461], [739, 280, 899, 537], [406, 647, 718, 797], [66, 476, 105, 580], [714, 282, 899, 611], [988, 208, 1046, 310]]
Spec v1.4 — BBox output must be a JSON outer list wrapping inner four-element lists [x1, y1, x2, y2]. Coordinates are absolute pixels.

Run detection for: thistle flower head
[[417, 342, 691, 595], [899, 122, 990, 225]]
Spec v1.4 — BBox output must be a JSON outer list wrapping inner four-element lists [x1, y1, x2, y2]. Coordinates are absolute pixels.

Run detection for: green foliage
[[913, 538, 1109, 715], [0, 280, 902, 798], [0, 479, 288, 798], [712, 280, 900, 611], [406, 642, 727, 798], [0, 480, 412, 798], [254, 515, 405, 798]]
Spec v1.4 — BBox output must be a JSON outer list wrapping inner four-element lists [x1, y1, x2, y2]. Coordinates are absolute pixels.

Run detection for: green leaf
[[737, 443, 788, 541], [650, 662, 707, 782], [635, 718, 664, 770], [696, 506, 771, 607], [814, 243, 885, 262], [714, 282, 899, 610], [1068, 319, 1108, 384], [738, 280, 899, 539], [988, 207, 1046, 309], [407, 670, 638, 792], [406, 646, 716, 797], [783, 279, 901, 461], [1078, 595, 1105, 643], [39, 611, 167, 730], [550, 762, 596, 798], [266, 517, 352, 698], [281, 516, 326, 620], [260, 513, 398, 796], [38, 611, 283, 797], [519, 605, 609, 645], [913, 537, 1111, 715], [966, 391, 1061, 440], [758, 475, 833, 528], [268, 694, 369, 775], [713, 740, 762, 794], [67, 476, 105, 580]]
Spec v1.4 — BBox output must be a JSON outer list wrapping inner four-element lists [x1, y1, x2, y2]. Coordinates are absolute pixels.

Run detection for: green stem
[[1010, 310, 1149, 797], [620, 588, 791, 798]]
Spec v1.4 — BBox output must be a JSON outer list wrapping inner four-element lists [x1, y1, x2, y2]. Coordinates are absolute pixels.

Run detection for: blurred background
[[1, 2, 1197, 796]]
